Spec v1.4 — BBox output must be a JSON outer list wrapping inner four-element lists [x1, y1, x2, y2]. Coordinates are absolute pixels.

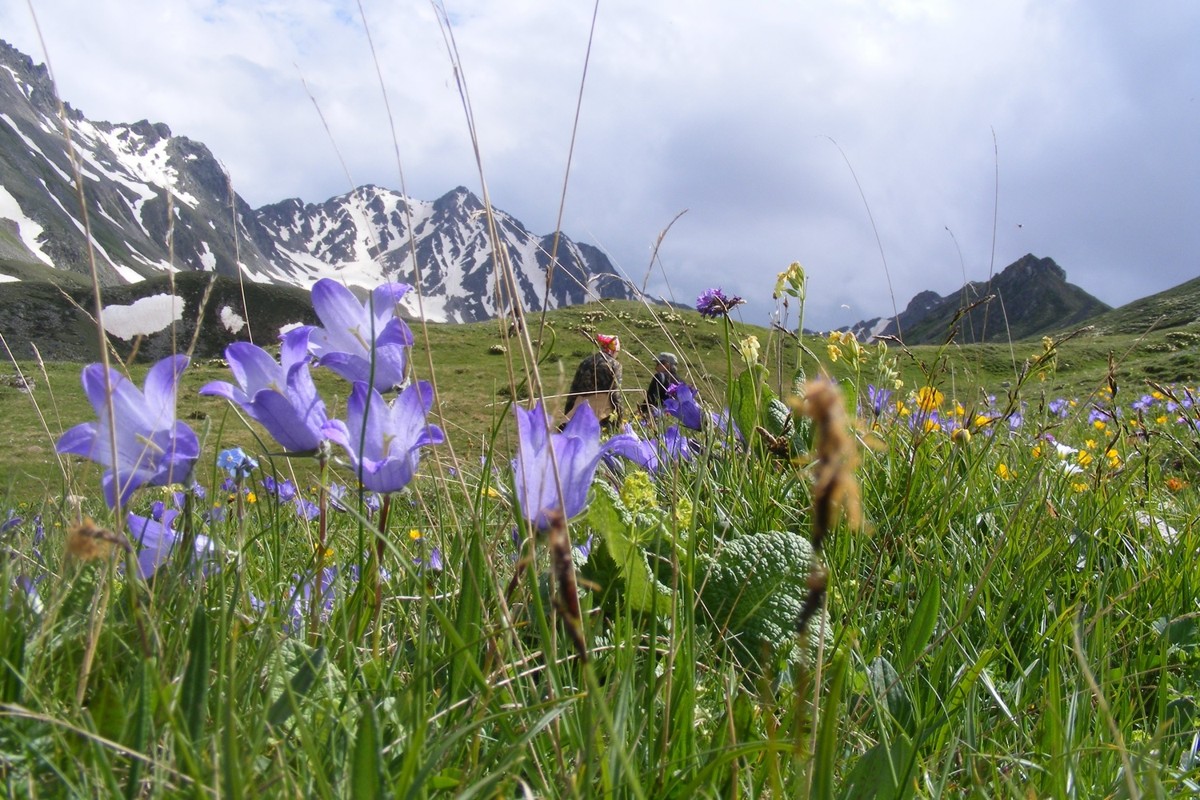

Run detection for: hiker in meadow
[[562, 333, 624, 429], [643, 351, 679, 412]]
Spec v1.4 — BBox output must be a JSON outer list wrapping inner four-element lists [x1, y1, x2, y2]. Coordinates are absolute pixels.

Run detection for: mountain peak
[[0, 39, 631, 324], [845, 254, 1110, 344], [1001, 253, 1066, 283]]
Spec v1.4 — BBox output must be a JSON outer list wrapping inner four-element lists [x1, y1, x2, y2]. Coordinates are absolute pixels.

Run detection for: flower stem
[[310, 448, 329, 642], [370, 493, 393, 656]]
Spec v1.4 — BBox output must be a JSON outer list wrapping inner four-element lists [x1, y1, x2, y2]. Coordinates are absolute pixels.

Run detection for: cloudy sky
[[3, 1, 1197, 330]]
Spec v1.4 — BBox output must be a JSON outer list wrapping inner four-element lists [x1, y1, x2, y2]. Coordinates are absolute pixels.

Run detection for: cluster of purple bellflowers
[[54, 279, 443, 572], [53, 277, 724, 582]]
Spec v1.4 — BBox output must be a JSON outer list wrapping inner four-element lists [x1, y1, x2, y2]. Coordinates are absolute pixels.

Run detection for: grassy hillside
[[2, 290, 1198, 499]]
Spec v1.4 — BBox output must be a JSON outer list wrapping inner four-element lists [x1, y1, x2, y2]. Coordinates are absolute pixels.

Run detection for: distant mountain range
[[0, 39, 631, 325], [1, 40, 1196, 362], [842, 254, 1112, 344]]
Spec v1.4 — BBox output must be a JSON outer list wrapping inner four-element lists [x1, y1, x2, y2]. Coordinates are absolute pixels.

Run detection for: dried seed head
[[66, 518, 129, 562], [789, 378, 862, 550]]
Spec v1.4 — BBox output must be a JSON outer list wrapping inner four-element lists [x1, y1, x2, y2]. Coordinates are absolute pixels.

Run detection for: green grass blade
[[181, 603, 211, 745], [352, 701, 385, 799]]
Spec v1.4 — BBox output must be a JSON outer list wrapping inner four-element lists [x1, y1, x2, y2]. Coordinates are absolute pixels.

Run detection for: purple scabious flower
[[512, 401, 607, 530], [695, 287, 744, 318], [200, 332, 328, 454], [1048, 398, 1071, 418], [57, 355, 199, 509], [323, 380, 444, 494], [287, 279, 415, 393], [663, 383, 704, 431], [127, 511, 217, 580]]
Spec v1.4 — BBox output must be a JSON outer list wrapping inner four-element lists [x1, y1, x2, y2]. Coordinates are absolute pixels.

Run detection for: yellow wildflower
[[408, 529, 424, 540], [996, 463, 1013, 480], [1071, 482, 1089, 493], [827, 344, 842, 362], [619, 470, 659, 512], [674, 496, 694, 528], [738, 334, 761, 365], [915, 386, 944, 412], [1077, 451, 1093, 467]]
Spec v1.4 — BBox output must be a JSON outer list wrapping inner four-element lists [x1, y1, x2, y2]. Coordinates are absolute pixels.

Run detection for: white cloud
[[2, 0, 1197, 331]]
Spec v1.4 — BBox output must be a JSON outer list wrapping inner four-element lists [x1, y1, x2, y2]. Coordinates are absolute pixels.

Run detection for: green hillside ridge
[[1, 276, 1199, 499]]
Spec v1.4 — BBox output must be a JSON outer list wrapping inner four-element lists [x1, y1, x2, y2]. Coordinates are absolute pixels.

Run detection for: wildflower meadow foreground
[[2, 270, 1199, 798]]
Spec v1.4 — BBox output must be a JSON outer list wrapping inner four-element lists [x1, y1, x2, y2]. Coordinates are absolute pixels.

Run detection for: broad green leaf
[[585, 485, 674, 615], [840, 733, 916, 800], [867, 656, 913, 731], [900, 582, 940, 668], [123, 660, 152, 800], [267, 646, 325, 729]]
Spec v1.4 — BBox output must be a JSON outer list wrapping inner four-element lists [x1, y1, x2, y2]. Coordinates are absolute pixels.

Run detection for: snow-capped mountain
[[0, 40, 631, 322]]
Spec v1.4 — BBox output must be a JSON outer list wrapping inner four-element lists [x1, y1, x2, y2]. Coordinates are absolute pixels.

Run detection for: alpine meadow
[[2, 5, 1200, 800]]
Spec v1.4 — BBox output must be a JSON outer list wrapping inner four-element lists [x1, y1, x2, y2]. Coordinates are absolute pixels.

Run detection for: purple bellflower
[[56, 355, 199, 509], [663, 383, 705, 431], [200, 331, 328, 453], [323, 380, 444, 494], [512, 401, 608, 530], [603, 423, 660, 472], [660, 425, 696, 462], [127, 511, 217, 581], [288, 279, 415, 392]]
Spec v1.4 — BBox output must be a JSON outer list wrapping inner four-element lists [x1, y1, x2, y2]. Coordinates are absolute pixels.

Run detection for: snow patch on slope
[[102, 294, 183, 340], [0, 184, 53, 265]]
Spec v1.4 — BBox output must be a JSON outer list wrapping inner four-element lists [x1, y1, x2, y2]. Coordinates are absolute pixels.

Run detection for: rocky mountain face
[[844, 254, 1111, 344], [0, 39, 631, 326]]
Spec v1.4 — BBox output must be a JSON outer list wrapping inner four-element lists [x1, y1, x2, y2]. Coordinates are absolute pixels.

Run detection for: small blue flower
[[292, 497, 320, 521], [127, 512, 217, 580], [866, 384, 892, 417], [216, 447, 259, 479], [512, 401, 608, 530], [0, 512, 22, 535]]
